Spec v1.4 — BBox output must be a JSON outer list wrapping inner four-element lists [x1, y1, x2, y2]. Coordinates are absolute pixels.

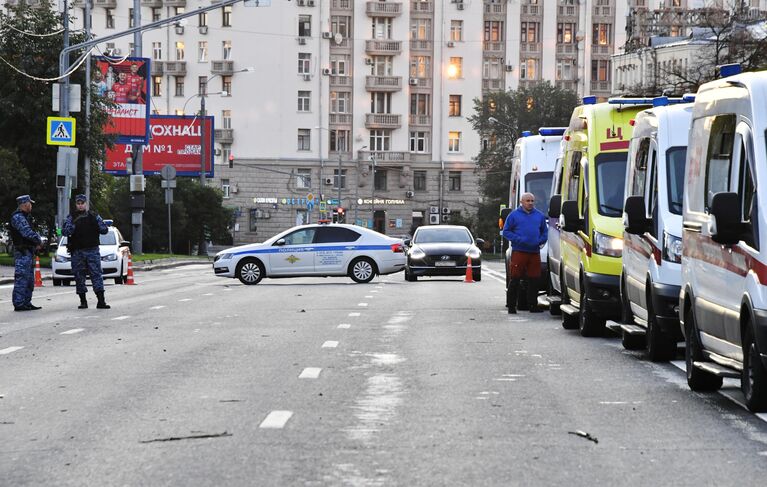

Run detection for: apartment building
[[6, 0, 629, 241]]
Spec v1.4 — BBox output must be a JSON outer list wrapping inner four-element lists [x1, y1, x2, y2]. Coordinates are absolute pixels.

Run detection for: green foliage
[[0, 148, 30, 225], [468, 82, 579, 241], [106, 177, 233, 254], [0, 2, 114, 237]]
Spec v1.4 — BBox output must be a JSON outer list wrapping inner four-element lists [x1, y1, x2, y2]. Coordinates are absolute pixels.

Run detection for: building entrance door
[[373, 210, 386, 234]]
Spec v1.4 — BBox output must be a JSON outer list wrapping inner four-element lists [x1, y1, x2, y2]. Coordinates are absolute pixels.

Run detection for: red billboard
[[95, 56, 151, 144], [104, 115, 214, 177]]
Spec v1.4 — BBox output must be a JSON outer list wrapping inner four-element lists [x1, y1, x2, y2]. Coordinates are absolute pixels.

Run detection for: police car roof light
[[607, 97, 654, 105], [538, 127, 566, 137], [582, 96, 597, 105], [103, 219, 114, 226], [521, 130, 532, 137], [682, 93, 696, 103], [718, 63, 741, 78], [652, 96, 670, 107]]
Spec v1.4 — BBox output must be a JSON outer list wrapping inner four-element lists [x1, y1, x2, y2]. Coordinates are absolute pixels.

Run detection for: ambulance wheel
[[349, 257, 376, 283], [560, 269, 578, 330], [742, 321, 767, 412], [578, 276, 605, 337], [236, 258, 265, 285], [685, 308, 723, 392]]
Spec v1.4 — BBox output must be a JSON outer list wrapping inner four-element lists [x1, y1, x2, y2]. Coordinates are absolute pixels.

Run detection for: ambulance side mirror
[[709, 192, 741, 246], [623, 196, 651, 235], [560, 200, 582, 232], [548, 195, 562, 219]]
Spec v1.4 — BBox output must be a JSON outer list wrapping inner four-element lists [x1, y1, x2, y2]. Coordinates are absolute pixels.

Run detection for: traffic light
[[337, 207, 346, 223], [228, 154, 234, 168]]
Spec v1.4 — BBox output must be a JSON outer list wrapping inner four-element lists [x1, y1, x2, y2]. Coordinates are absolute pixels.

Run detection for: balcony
[[365, 75, 402, 92], [9, 0, 45, 7], [151, 61, 164, 76], [556, 44, 577, 54], [482, 79, 504, 91], [358, 150, 411, 163], [591, 81, 610, 93], [331, 0, 351, 9], [366, 1, 402, 16], [329, 113, 352, 125], [484, 2, 505, 15], [164, 61, 187, 76], [215, 128, 233, 144], [483, 41, 504, 53], [329, 75, 352, 86], [93, 0, 117, 7], [411, 1, 433, 13], [211, 60, 234, 75], [409, 77, 431, 88], [141, 0, 162, 6], [410, 39, 433, 51], [164, 0, 186, 6], [408, 114, 431, 126], [521, 42, 541, 54], [365, 39, 402, 55], [365, 113, 402, 130]]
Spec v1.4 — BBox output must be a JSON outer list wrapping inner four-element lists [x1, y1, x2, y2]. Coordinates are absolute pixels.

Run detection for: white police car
[[213, 223, 406, 284], [51, 222, 131, 286]]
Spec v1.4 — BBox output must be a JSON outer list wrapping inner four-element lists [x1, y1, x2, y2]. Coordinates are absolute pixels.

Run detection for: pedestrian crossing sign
[[46, 117, 76, 146]]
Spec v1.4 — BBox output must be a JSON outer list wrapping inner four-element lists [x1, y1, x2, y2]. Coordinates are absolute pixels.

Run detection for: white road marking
[[348, 312, 361, 317], [493, 378, 517, 382], [322, 341, 339, 348], [259, 410, 293, 429], [203, 293, 213, 296], [365, 295, 373, 298], [299, 367, 322, 379], [337, 324, 351, 329], [150, 305, 166, 310], [0, 346, 23, 355], [179, 298, 193, 302], [112, 315, 130, 321], [60, 328, 84, 335], [358, 303, 368, 307], [599, 401, 628, 405]]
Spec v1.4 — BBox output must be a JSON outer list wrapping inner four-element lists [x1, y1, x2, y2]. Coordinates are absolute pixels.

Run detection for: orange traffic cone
[[464, 256, 475, 283], [125, 252, 136, 285], [34, 256, 44, 287]]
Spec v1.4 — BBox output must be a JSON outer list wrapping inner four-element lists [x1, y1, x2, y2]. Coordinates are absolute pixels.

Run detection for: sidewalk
[[0, 257, 211, 286]]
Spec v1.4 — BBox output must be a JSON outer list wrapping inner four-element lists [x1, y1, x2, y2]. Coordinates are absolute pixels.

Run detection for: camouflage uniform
[[9, 208, 42, 310], [63, 205, 109, 308]]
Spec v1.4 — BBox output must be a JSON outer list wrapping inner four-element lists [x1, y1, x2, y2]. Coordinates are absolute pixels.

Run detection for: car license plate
[[435, 261, 456, 267]]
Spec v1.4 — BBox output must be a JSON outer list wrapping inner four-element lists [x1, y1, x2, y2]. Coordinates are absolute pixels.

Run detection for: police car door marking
[[286, 255, 300, 264]]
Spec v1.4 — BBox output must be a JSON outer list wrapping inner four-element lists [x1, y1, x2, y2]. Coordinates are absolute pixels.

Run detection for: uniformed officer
[[9, 195, 43, 311], [62, 194, 110, 309]]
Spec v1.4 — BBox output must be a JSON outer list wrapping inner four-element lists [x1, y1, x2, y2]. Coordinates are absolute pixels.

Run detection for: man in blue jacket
[[502, 192, 548, 314]]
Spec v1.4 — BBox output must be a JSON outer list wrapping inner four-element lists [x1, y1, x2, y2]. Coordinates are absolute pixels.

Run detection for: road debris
[[140, 431, 232, 443], [568, 430, 598, 444]]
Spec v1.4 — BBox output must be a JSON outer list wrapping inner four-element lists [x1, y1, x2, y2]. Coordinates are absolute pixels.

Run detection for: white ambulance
[[680, 66, 767, 412], [620, 97, 693, 360]]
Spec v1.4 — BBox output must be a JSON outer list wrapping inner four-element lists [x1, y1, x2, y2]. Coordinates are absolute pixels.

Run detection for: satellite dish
[[334, 33, 343, 45]]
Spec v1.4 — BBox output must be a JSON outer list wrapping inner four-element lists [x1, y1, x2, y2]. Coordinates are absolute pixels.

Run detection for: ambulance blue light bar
[[608, 97, 655, 105], [521, 130, 532, 137], [103, 219, 114, 226], [582, 96, 597, 105], [539, 127, 566, 136], [652, 96, 696, 107], [682, 93, 696, 103], [719, 63, 741, 78]]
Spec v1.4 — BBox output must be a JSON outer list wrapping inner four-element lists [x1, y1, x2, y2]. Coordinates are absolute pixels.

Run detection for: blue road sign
[[47, 117, 76, 146]]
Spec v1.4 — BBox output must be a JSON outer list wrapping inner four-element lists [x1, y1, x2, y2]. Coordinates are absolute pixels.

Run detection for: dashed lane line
[[358, 303, 368, 307], [179, 298, 193, 302], [150, 305, 166, 310], [259, 411, 293, 429], [299, 367, 322, 379], [0, 346, 24, 355], [348, 312, 361, 317], [60, 328, 84, 335], [112, 315, 130, 321], [337, 324, 351, 329], [322, 341, 339, 348]]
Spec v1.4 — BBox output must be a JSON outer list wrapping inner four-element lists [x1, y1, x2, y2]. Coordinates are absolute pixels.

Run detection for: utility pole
[[130, 0, 144, 254], [56, 0, 70, 234], [337, 153, 342, 207], [83, 0, 92, 200]]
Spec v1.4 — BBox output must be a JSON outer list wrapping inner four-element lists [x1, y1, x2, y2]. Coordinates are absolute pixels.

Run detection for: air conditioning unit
[[298, 37, 307, 45], [324, 177, 333, 185], [365, 58, 374, 65], [441, 214, 450, 223], [442, 207, 451, 214], [505, 64, 514, 72], [447, 41, 455, 48], [322, 68, 331, 75], [174, 25, 184, 35], [322, 31, 333, 39], [457, 2, 465, 10], [303, 73, 312, 81], [429, 214, 440, 225], [405, 190, 414, 198], [199, 26, 208, 35], [409, 78, 419, 86], [429, 206, 439, 214]]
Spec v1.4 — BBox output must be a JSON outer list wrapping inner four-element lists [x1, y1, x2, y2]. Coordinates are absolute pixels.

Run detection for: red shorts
[[508, 251, 541, 279]]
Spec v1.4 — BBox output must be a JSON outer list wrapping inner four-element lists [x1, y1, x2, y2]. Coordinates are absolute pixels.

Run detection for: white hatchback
[[213, 223, 406, 285], [51, 226, 131, 286]]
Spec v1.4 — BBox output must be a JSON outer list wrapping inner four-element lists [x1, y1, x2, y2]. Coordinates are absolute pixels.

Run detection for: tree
[[467, 82, 579, 242], [0, 2, 113, 238]]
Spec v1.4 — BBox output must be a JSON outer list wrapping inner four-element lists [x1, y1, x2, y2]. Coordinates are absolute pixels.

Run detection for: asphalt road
[[1, 262, 767, 486]]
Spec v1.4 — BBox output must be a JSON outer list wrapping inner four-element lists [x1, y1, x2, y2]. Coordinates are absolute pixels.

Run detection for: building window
[[223, 41, 232, 60], [222, 76, 232, 96], [520, 59, 538, 80], [483, 58, 503, 79], [222, 179, 231, 199], [333, 169, 347, 189], [556, 60, 573, 81], [410, 18, 431, 40], [450, 20, 463, 41], [372, 55, 394, 76], [374, 169, 387, 191], [152, 42, 162, 61], [330, 91, 350, 113], [152, 76, 162, 97], [175, 41, 185, 61], [591, 60, 611, 81], [199, 12, 207, 27], [198, 76, 207, 96], [298, 15, 311, 37], [174, 76, 184, 97], [593, 23, 611, 46], [557, 23, 576, 44], [372, 17, 392, 39], [105, 8, 114, 29], [330, 15, 351, 39], [128, 8, 134, 28], [249, 208, 258, 232], [449, 95, 462, 117], [448, 131, 461, 153], [484, 21, 504, 42], [298, 53, 311, 74], [521, 22, 540, 43], [129, 43, 135, 57], [410, 56, 431, 78], [222, 5, 232, 27], [409, 131, 429, 153], [449, 171, 462, 191], [410, 93, 430, 116], [448, 57, 462, 78], [174, 6, 185, 15], [370, 92, 392, 114], [222, 110, 232, 129], [297, 168, 311, 189], [414, 170, 427, 191], [198, 41, 208, 62], [330, 55, 349, 75], [297, 129, 311, 151], [151, 7, 161, 22], [297, 90, 311, 112], [222, 145, 231, 164], [369, 129, 391, 151], [330, 129, 349, 152]]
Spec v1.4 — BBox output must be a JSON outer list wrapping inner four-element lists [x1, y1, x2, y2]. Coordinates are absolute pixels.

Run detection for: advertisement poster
[[94, 56, 151, 144], [104, 115, 214, 177]]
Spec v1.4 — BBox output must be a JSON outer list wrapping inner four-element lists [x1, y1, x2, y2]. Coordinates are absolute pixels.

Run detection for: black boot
[[96, 291, 110, 309], [507, 279, 519, 314], [78, 293, 88, 309], [528, 280, 542, 313]]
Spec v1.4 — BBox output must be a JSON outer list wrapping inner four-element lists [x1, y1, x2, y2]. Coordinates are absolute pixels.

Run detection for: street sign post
[[161, 164, 177, 253]]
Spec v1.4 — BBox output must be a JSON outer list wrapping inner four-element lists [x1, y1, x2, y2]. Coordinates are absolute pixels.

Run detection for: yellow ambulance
[[554, 97, 653, 336]]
